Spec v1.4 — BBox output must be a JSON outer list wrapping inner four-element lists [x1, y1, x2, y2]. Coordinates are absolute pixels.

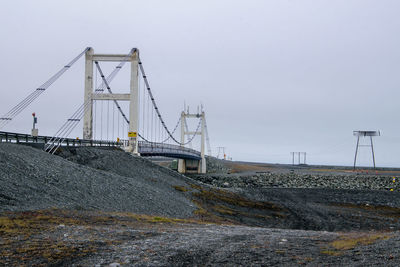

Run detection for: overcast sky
[[1, 0, 400, 167]]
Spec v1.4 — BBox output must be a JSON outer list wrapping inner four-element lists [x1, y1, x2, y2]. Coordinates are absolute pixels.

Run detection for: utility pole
[[291, 152, 306, 165]]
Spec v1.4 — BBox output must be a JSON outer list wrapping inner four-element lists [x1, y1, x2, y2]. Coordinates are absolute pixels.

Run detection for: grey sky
[[1, 0, 399, 167]]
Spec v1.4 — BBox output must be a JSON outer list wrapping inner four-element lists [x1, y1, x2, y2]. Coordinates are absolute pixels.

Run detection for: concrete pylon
[[83, 48, 94, 140], [178, 109, 207, 174], [82, 48, 139, 154], [128, 51, 139, 154]]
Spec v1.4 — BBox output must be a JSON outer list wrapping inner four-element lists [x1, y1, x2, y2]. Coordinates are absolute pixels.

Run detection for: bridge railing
[[138, 141, 201, 159], [0, 131, 127, 148], [0, 131, 201, 159]]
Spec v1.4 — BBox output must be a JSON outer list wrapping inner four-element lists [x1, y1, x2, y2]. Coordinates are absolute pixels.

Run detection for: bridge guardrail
[[0, 131, 126, 148], [0, 131, 201, 160], [138, 141, 201, 160]]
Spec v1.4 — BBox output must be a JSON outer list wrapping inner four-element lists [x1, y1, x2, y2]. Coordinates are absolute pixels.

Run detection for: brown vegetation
[[190, 185, 287, 224], [0, 209, 205, 266], [321, 232, 390, 256]]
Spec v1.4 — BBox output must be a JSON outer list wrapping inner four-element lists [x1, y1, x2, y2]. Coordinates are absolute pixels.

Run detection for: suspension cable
[[0, 47, 90, 130], [92, 48, 189, 145], [45, 50, 133, 154], [137, 54, 185, 144]]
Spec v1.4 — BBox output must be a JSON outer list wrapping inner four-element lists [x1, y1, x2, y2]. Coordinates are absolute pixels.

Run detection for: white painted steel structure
[[0, 47, 212, 174], [83, 48, 139, 154], [178, 110, 207, 174]]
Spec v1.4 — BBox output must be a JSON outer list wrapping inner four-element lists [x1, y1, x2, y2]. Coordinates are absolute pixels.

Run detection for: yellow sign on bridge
[[128, 132, 137, 138]]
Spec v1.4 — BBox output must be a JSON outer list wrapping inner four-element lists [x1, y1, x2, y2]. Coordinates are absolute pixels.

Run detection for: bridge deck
[[0, 131, 201, 160]]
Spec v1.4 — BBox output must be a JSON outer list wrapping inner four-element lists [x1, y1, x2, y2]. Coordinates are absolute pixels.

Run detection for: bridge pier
[[178, 158, 206, 174]]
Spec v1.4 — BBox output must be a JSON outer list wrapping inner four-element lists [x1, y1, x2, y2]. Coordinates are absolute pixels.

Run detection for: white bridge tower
[[178, 108, 207, 174], [83, 48, 139, 154]]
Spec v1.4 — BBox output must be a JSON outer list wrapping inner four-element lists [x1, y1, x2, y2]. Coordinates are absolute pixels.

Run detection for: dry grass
[[212, 205, 236, 215], [111, 212, 204, 224], [332, 203, 400, 218], [224, 162, 272, 173], [321, 250, 343, 256], [173, 185, 189, 192], [190, 183, 203, 190], [0, 209, 209, 266], [330, 233, 389, 250], [320, 232, 390, 257], [190, 186, 287, 224], [0, 210, 100, 265], [193, 188, 283, 211]]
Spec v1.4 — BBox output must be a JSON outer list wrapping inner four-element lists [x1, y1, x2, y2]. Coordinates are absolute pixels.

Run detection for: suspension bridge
[[0, 47, 211, 174]]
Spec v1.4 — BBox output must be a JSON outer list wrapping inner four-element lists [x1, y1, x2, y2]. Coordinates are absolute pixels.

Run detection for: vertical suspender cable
[[107, 100, 109, 140], [117, 106, 119, 141], [142, 80, 146, 139], [100, 100, 103, 140], [151, 102, 154, 141], [112, 103, 115, 141], [93, 68, 97, 140], [147, 94, 150, 140]]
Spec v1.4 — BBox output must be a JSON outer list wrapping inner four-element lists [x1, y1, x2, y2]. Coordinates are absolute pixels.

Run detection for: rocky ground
[[190, 171, 400, 190], [0, 144, 196, 218], [2, 209, 400, 266], [1, 143, 400, 266]]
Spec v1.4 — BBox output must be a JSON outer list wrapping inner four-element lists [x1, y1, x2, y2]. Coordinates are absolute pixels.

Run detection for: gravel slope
[[0, 143, 196, 218]]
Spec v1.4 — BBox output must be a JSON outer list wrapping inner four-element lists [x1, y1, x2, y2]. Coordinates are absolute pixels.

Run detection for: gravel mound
[[0, 143, 196, 218], [190, 172, 399, 191]]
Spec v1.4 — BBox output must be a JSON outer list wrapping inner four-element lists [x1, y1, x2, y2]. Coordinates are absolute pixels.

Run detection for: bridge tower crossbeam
[[83, 48, 139, 154]]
